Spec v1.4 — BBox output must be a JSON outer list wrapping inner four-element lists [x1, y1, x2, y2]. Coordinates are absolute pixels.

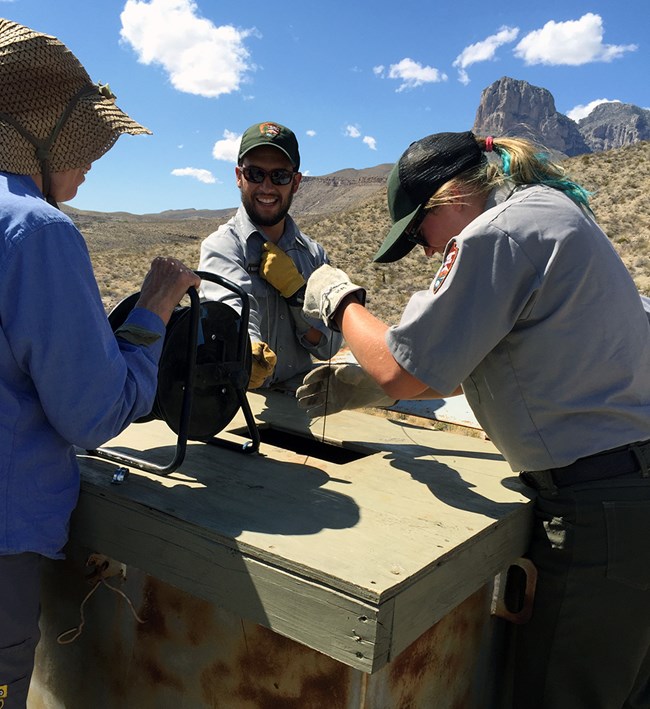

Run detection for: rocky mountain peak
[[472, 76, 590, 156], [578, 102, 650, 152]]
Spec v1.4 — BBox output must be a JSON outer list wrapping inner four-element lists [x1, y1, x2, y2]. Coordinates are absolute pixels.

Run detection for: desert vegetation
[[562, 141, 650, 294], [69, 141, 650, 325]]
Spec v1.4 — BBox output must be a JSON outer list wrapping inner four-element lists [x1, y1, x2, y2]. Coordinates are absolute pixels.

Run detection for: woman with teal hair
[[299, 131, 650, 708]]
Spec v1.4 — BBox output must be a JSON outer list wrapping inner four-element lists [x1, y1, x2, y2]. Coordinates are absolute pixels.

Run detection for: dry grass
[[84, 220, 219, 312], [563, 142, 650, 294], [71, 141, 650, 322]]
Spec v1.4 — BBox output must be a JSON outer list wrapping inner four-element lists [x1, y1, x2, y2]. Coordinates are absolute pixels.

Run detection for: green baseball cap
[[373, 131, 484, 263], [238, 121, 300, 171]]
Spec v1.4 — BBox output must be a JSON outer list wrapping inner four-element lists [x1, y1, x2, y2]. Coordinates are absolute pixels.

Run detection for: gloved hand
[[296, 363, 395, 417], [248, 341, 277, 389], [289, 305, 314, 337], [260, 242, 305, 300], [303, 265, 366, 330]]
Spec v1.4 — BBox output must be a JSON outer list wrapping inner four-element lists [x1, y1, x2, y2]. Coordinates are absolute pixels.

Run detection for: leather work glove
[[260, 242, 318, 338], [296, 363, 395, 417], [248, 341, 277, 389], [260, 242, 306, 302], [303, 265, 366, 331]]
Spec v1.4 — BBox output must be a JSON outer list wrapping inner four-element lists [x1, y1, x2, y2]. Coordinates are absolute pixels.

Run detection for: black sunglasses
[[405, 209, 431, 247], [240, 165, 295, 186]]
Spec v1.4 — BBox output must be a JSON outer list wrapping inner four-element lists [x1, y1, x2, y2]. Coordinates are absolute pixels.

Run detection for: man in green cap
[[199, 121, 342, 389]]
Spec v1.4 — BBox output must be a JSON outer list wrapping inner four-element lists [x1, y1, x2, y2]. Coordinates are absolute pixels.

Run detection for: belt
[[520, 439, 650, 491]]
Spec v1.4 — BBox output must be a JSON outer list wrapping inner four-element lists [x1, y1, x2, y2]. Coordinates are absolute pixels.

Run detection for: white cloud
[[373, 65, 385, 76], [566, 98, 621, 122], [453, 26, 519, 85], [212, 129, 241, 162], [385, 58, 447, 92], [345, 125, 376, 150], [306, 130, 316, 137], [120, 0, 257, 98], [514, 13, 637, 66], [171, 167, 217, 183]]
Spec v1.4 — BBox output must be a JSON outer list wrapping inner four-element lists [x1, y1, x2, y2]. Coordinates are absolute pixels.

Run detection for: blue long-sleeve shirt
[[0, 173, 165, 558]]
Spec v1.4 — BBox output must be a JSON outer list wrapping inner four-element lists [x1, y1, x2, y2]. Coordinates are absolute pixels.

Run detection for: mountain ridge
[[473, 76, 650, 156], [63, 77, 648, 224]]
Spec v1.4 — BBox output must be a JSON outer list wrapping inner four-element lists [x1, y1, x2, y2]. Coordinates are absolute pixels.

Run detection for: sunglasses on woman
[[240, 166, 295, 186], [405, 208, 431, 247]]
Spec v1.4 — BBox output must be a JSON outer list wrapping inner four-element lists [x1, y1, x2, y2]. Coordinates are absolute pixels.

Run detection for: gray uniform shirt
[[199, 206, 342, 386], [387, 184, 650, 472]]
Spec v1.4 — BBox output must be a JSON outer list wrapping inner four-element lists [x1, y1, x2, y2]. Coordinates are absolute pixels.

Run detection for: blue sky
[[2, 0, 648, 214]]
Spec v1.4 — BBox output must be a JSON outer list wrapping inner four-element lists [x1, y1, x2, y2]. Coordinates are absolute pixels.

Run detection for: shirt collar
[[484, 181, 519, 211], [1, 172, 43, 200], [234, 205, 306, 248]]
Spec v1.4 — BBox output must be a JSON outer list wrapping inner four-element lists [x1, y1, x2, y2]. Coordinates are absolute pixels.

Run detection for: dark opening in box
[[230, 426, 369, 464]]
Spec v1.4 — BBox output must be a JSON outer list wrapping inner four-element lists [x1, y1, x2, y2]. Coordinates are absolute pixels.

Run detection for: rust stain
[[42, 568, 361, 707], [226, 623, 351, 709], [131, 577, 223, 698], [137, 655, 184, 692], [137, 577, 170, 639], [137, 577, 218, 646], [389, 616, 444, 685], [200, 660, 230, 706], [387, 587, 489, 708]]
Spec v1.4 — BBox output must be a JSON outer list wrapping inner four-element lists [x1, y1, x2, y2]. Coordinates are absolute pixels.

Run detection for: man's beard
[[242, 190, 293, 228]]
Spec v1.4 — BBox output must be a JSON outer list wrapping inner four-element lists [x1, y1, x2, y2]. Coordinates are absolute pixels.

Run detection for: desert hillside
[[71, 141, 650, 326]]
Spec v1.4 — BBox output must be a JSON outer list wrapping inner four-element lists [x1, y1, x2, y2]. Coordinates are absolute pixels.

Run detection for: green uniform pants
[[512, 474, 650, 708]]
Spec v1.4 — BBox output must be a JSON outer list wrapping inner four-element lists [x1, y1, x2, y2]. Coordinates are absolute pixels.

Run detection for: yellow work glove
[[248, 341, 277, 389], [260, 242, 306, 299], [296, 364, 395, 417]]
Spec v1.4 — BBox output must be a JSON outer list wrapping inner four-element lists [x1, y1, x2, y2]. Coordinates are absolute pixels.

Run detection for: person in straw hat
[[298, 130, 650, 707], [0, 18, 199, 705]]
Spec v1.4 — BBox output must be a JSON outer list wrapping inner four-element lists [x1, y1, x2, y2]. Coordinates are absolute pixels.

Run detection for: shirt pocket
[[604, 500, 650, 590]]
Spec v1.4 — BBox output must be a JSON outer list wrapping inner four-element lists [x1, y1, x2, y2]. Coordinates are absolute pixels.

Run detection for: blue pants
[[0, 554, 42, 709], [513, 474, 650, 708]]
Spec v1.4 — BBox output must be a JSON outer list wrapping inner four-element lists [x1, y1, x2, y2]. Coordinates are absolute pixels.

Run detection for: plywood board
[[73, 390, 532, 671]]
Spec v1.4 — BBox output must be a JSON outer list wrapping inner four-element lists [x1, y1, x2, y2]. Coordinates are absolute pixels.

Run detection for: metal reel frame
[[86, 271, 260, 475]]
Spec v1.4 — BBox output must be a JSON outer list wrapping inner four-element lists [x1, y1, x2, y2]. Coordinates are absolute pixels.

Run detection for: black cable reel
[[88, 271, 260, 475]]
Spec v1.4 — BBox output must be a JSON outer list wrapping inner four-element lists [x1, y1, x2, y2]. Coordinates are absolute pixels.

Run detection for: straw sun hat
[[0, 18, 150, 184]]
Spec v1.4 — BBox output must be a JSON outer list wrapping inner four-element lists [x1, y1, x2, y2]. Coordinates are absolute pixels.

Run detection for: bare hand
[[135, 257, 201, 325]]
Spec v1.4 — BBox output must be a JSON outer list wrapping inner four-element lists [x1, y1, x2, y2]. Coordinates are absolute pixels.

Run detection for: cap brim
[[372, 203, 424, 263]]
